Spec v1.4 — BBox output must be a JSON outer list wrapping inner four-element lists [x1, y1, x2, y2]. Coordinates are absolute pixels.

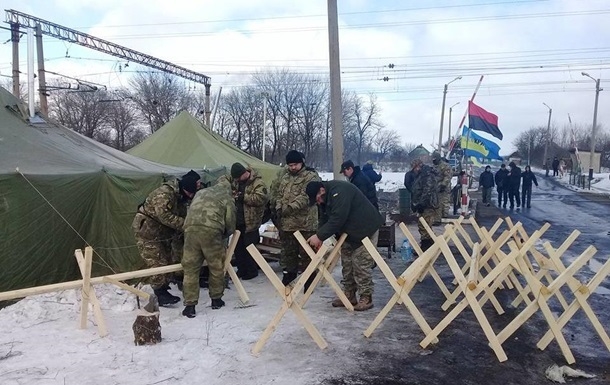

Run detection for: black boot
[[154, 288, 180, 307], [211, 298, 225, 309], [282, 271, 298, 286], [182, 305, 196, 318], [304, 272, 317, 293]]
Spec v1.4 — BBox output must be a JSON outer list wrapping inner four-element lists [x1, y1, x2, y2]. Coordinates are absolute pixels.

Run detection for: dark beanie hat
[[182, 169, 201, 181], [285, 150, 304, 164], [179, 175, 198, 194], [305, 181, 324, 206], [230, 162, 247, 179]]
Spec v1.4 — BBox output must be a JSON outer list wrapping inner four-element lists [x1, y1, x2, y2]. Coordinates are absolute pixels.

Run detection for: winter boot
[[211, 298, 225, 310], [304, 271, 317, 293], [332, 290, 358, 308], [419, 238, 434, 252], [282, 271, 298, 286], [353, 295, 374, 311], [182, 305, 196, 318], [153, 287, 180, 307]]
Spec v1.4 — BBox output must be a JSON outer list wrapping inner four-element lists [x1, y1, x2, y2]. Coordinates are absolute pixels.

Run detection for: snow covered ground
[[541, 170, 610, 195], [319, 172, 405, 192]]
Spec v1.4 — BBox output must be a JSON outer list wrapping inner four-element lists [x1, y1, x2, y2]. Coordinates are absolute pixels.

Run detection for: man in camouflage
[[275, 150, 321, 287], [229, 162, 269, 280], [132, 175, 199, 306], [181, 177, 236, 318], [306, 180, 384, 311], [432, 151, 452, 224], [410, 158, 439, 252]]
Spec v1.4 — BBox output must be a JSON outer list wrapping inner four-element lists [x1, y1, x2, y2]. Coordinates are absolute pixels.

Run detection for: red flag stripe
[[468, 101, 498, 126]]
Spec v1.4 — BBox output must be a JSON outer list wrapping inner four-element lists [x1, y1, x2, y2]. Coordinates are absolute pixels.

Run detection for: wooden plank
[[223, 230, 250, 304], [102, 277, 150, 299]]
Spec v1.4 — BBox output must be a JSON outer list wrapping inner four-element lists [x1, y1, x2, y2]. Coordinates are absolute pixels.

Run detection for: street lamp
[[259, 91, 275, 162], [542, 102, 552, 172], [438, 76, 462, 153], [447, 101, 460, 145], [581, 72, 602, 178]]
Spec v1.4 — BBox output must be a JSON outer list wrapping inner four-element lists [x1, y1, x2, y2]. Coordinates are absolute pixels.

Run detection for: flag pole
[[449, 75, 485, 157]]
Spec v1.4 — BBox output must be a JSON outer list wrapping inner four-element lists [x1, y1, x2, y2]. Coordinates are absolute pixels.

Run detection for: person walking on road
[[521, 165, 538, 209], [340, 160, 379, 210], [478, 165, 495, 206], [507, 161, 522, 210], [494, 164, 509, 208], [552, 157, 560, 177]]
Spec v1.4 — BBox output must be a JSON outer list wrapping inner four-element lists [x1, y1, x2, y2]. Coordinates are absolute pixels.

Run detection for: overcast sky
[[1, 0, 609, 154]]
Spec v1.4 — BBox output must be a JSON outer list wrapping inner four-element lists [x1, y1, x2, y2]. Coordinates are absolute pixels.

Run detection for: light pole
[[259, 91, 274, 162], [447, 101, 460, 145], [542, 102, 552, 170], [438, 76, 462, 153], [581, 72, 602, 178]]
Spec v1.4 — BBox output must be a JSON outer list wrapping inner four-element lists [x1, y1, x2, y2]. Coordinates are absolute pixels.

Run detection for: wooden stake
[[75, 247, 107, 337], [223, 230, 250, 304]]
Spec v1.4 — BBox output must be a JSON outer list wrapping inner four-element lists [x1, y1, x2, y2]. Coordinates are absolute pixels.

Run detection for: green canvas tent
[[127, 111, 281, 185], [0, 87, 222, 293]]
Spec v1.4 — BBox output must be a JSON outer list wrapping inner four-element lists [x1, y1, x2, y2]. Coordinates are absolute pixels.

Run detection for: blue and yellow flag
[[460, 126, 502, 160]]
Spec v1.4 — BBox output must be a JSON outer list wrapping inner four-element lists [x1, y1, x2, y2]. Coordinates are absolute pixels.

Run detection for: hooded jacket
[[348, 166, 378, 210]]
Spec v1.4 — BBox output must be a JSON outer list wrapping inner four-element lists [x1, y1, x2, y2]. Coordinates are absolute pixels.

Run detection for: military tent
[[0, 87, 221, 293], [127, 111, 281, 184]]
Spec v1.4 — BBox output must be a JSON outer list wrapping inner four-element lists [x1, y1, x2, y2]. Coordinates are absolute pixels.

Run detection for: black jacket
[[508, 166, 522, 189], [479, 171, 495, 189], [552, 159, 560, 170], [494, 168, 509, 189], [317, 180, 384, 246], [362, 164, 382, 184], [521, 170, 538, 189], [404, 170, 416, 193], [349, 166, 379, 209]]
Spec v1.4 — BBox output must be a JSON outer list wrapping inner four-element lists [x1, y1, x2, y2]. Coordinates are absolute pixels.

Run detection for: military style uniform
[[276, 166, 321, 276], [181, 178, 236, 306], [434, 160, 452, 223], [132, 179, 187, 290], [411, 164, 439, 249]]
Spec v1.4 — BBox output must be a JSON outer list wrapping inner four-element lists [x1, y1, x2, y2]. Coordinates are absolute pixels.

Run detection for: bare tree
[[374, 129, 401, 163], [344, 93, 384, 164]]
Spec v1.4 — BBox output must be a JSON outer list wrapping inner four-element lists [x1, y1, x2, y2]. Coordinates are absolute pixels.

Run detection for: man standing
[[305, 180, 384, 311], [181, 178, 236, 318], [521, 165, 539, 209], [494, 164, 509, 208], [276, 150, 321, 286], [362, 160, 382, 186], [340, 160, 379, 210], [552, 156, 560, 177], [432, 151, 452, 224], [507, 161, 522, 210], [132, 175, 198, 306], [229, 162, 268, 280], [410, 159, 439, 251], [544, 158, 551, 177], [478, 165, 495, 206]]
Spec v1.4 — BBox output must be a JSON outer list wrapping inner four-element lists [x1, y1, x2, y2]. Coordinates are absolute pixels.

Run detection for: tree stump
[[132, 310, 162, 345]]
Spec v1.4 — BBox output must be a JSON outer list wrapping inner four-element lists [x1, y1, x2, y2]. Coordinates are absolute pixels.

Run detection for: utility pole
[[35, 24, 48, 116], [542, 102, 552, 169], [11, 22, 20, 98], [204, 84, 211, 127], [438, 76, 461, 153], [582, 72, 602, 177], [328, 0, 344, 180], [262, 96, 268, 162], [447, 101, 460, 144]]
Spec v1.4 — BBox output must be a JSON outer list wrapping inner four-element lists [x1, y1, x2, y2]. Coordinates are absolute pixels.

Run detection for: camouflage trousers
[[135, 235, 175, 290], [418, 208, 437, 241], [340, 231, 378, 296], [182, 228, 226, 305], [280, 230, 316, 273], [433, 192, 450, 223]]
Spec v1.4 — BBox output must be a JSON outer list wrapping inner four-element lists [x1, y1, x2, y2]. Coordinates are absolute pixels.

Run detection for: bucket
[[398, 188, 411, 215]]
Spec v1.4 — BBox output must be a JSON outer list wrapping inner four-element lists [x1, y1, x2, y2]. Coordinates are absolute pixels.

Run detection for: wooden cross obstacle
[[0, 230, 247, 337]]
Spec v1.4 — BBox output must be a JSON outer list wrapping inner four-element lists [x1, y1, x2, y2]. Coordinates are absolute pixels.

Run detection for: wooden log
[[132, 310, 162, 346]]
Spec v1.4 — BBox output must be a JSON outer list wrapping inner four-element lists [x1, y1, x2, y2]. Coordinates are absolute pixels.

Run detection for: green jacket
[[132, 179, 186, 239], [230, 169, 269, 232], [435, 160, 452, 194], [276, 166, 321, 231], [317, 180, 384, 246], [184, 178, 236, 237], [412, 164, 439, 210]]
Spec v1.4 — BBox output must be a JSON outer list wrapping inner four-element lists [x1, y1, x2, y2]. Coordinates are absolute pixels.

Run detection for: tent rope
[[16, 168, 117, 274]]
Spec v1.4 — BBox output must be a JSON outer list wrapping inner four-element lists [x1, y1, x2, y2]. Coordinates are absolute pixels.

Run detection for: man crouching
[[305, 180, 384, 311]]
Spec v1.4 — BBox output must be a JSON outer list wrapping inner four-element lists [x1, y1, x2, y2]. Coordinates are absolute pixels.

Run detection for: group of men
[[132, 150, 386, 318], [403, 151, 452, 251], [478, 162, 538, 209]]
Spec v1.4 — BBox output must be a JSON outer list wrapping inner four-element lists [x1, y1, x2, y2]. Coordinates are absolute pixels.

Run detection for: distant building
[[408, 144, 431, 164], [506, 151, 522, 165]]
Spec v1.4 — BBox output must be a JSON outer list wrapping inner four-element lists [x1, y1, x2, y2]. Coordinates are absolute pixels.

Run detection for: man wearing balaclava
[[275, 150, 321, 289]]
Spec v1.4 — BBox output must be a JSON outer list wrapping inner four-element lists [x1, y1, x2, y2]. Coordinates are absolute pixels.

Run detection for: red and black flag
[[468, 101, 502, 140]]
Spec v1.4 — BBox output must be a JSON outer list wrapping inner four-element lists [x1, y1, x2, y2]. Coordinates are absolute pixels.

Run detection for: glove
[[415, 204, 425, 214]]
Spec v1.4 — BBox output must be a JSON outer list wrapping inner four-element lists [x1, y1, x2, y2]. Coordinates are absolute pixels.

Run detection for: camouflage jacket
[[184, 177, 236, 237], [411, 164, 439, 210], [269, 166, 289, 209], [435, 160, 452, 194], [229, 169, 269, 232], [133, 179, 186, 240], [276, 166, 320, 231]]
